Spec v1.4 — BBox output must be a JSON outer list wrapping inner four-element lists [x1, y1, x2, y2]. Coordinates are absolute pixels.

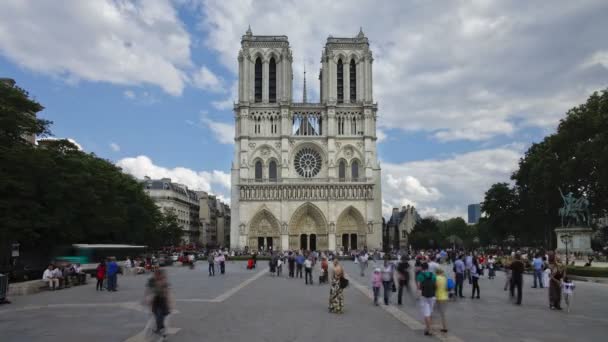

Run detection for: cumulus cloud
[[192, 65, 225, 92], [117, 155, 231, 197], [382, 147, 524, 219], [201, 117, 234, 144], [0, 0, 191, 95], [109, 142, 121, 152], [198, 0, 608, 141]]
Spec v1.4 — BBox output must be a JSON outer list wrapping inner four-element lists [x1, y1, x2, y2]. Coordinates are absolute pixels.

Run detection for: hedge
[[566, 266, 608, 278]]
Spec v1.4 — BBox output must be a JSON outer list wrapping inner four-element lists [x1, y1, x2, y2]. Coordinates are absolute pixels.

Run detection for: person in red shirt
[[96, 261, 106, 291]]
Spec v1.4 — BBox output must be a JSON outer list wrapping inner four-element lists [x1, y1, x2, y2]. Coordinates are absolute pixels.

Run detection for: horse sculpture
[[558, 188, 590, 227]]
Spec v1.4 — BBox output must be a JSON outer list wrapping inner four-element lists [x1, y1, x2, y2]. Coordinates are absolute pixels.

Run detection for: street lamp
[[560, 233, 573, 266]]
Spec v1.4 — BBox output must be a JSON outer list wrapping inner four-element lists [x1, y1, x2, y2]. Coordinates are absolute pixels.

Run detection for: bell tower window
[[349, 59, 356, 102], [269, 57, 277, 103], [254, 57, 262, 103], [337, 59, 344, 103]]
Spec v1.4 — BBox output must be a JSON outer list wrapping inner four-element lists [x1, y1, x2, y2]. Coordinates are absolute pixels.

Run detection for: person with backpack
[[416, 262, 437, 336]]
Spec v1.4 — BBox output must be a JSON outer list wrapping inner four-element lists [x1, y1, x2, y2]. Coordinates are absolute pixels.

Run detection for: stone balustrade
[[239, 183, 374, 201]]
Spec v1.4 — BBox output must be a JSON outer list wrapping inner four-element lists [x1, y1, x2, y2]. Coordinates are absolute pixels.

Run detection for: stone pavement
[[0, 260, 607, 341]]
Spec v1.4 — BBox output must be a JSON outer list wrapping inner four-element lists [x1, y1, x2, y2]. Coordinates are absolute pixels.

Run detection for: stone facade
[[197, 191, 231, 248], [143, 177, 201, 244], [230, 29, 382, 252], [385, 206, 419, 249]]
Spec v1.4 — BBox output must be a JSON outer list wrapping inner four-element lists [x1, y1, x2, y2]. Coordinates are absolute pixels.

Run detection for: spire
[[357, 27, 365, 38], [303, 64, 307, 103], [246, 25, 252, 36]]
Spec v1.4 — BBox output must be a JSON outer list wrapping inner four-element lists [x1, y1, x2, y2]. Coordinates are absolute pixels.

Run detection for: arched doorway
[[288, 203, 328, 250], [300, 234, 308, 250], [336, 206, 366, 251], [249, 209, 281, 251]]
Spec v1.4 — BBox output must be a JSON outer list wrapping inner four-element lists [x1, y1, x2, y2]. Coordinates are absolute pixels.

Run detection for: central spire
[[303, 64, 307, 103]]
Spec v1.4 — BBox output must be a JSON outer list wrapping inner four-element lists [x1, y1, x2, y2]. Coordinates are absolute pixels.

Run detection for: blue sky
[[1, 0, 607, 219]]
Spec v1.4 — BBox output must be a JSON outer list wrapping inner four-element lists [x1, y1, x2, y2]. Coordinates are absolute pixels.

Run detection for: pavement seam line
[[346, 272, 464, 342], [211, 269, 267, 303]]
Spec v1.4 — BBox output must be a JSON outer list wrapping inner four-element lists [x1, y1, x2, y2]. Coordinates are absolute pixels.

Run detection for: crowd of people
[[41, 263, 87, 290]]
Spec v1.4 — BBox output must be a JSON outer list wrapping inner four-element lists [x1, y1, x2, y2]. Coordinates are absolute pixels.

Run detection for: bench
[[7, 279, 48, 296]]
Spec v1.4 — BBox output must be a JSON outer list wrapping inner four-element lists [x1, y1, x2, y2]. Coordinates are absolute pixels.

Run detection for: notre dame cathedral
[[230, 28, 382, 252]]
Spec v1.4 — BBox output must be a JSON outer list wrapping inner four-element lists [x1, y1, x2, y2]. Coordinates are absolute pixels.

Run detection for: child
[[562, 277, 575, 313], [447, 277, 455, 300], [371, 268, 382, 306]]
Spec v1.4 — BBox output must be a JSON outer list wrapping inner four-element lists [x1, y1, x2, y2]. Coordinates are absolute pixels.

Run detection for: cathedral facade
[[230, 28, 382, 252]]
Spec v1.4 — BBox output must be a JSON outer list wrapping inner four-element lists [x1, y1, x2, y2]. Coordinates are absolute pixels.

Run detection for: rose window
[[294, 148, 322, 178]]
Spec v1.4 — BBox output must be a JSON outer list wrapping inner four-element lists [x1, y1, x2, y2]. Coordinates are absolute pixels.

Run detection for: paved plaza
[[1, 261, 607, 342]]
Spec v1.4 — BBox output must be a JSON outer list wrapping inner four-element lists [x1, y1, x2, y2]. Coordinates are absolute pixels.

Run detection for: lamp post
[[560, 233, 573, 266]]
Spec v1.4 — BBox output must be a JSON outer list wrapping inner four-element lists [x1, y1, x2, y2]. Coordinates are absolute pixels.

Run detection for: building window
[[269, 57, 277, 103], [337, 59, 344, 103], [254, 57, 262, 103], [350, 59, 356, 102], [255, 161, 263, 181], [351, 160, 359, 180], [269, 160, 277, 181], [402, 230, 407, 239], [339, 160, 346, 180]]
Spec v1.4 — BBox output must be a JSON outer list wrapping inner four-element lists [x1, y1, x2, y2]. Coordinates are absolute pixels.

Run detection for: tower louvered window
[[337, 59, 344, 103], [269, 57, 277, 103], [350, 59, 356, 102], [254, 57, 262, 103]]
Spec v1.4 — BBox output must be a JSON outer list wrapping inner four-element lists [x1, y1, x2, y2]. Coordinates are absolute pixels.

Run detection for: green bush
[[566, 266, 608, 278]]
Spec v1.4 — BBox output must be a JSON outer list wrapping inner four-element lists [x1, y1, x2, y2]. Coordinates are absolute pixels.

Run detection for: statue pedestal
[[555, 227, 593, 254]]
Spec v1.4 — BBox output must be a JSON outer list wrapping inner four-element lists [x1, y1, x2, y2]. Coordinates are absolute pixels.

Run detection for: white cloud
[[382, 147, 523, 219], [109, 142, 121, 152], [123, 90, 136, 99], [377, 129, 387, 143], [192, 65, 225, 92], [198, 0, 608, 141], [211, 81, 237, 110], [0, 0, 191, 95], [116, 155, 231, 197], [201, 117, 234, 144]]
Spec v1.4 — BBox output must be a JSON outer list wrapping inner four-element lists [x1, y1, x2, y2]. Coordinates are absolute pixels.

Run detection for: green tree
[[409, 217, 442, 249], [481, 183, 521, 245]]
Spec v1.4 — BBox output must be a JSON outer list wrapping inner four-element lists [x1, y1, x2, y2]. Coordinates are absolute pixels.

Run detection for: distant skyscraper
[[468, 204, 481, 224]]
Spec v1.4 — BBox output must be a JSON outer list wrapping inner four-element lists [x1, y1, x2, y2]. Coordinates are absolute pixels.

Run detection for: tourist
[[396, 255, 411, 305], [435, 268, 449, 333], [471, 258, 480, 299], [428, 255, 440, 273], [503, 258, 512, 291], [53, 264, 65, 289], [95, 260, 106, 291], [304, 256, 313, 284], [453, 255, 465, 298], [207, 252, 215, 276], [42, 265, 59, 290], [465, 253, 473, 284], [371, 268, 382, 306], [381, 259, 395, 305], [106, 257, 119, 292], [218, 252, 226, 274], [146, 269, 172, 337], [548, 253, 565, 310], [328, 260, 346, 314], [359, 252, 369, 277], [562, 276, 575, 312], [296, 253, 305, 278], [319, 257, 329, 284], [532, 254, 544, 288], [74, 263, 86, 284], [487, 255, 496, 280], [510, 253, 525, 305], [276, 255, 283, 277], [288, 252, 295, 277], [416, 262, 436, 336]]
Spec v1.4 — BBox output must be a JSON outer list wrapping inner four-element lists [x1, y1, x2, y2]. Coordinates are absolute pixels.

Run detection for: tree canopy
[[0, 81, 181, 257]]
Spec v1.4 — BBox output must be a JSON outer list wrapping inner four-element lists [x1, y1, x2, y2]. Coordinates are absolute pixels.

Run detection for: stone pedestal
[[555, 227, 593, 254]]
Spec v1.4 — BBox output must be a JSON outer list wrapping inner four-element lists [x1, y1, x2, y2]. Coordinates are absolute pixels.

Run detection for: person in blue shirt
[[453, 255, 465, 298], [532, 254, 544, 288], [295, 253, 305, 278], [106, 257, 119, 292]]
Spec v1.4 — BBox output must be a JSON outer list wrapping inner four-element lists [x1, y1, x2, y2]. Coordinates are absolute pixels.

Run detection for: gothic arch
[[336, 144, 363, 163], [248, 208, 281, 250], [336, 206, 367, 250], [288, 202, 328, 250], [265, 49, 282, 63], [249, 144, 280, 166]]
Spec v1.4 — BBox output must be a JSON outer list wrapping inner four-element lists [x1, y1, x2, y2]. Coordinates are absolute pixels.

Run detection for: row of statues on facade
[[240, 184, 374, 200]]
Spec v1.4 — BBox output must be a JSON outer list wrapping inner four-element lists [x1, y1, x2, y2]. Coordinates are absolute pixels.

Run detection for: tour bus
[[53, 244, 147, 271]]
